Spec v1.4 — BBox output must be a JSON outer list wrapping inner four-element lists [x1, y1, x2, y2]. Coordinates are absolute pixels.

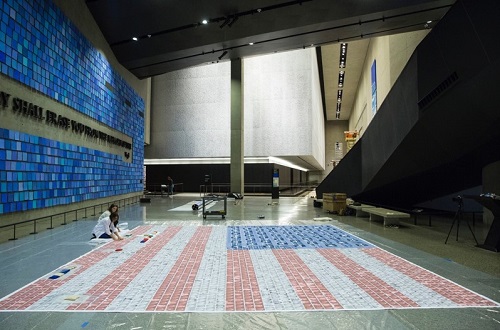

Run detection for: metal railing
[[144, 183, 184, 195], [199, 183, 317, 196], [0, 195, 140, 241]]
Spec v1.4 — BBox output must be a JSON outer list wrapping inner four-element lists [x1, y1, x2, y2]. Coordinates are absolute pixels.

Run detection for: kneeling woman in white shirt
[[91, 212, 123, 240]]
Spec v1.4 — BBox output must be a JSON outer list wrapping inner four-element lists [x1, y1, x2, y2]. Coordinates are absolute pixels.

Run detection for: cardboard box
[[323, 193, 347, 202], [323, 200, 346, 213]]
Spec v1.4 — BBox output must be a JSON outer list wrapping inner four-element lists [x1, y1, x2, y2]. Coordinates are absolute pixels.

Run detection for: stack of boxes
[[344, 130, 358, 151], [323, 193, 347, 214]]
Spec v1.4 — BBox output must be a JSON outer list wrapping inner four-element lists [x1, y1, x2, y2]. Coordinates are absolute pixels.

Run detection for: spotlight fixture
[[219, 17, 230, 28], [218, 51, 228, 60], [338, 71, 345, 88], [337, 90, 343, 102], [132, 37, 138, 41], [249, 42, 254, 45], [201, 19, 208, 24]]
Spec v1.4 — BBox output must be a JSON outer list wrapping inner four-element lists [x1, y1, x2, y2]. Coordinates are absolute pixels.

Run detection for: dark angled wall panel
[[360, 55, 420, 191], [318, 0, 500, 210], [460, 0, 500, 61]]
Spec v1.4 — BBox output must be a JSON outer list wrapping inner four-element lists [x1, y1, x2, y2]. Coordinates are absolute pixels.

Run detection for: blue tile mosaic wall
[[0, 0, 144, 215]]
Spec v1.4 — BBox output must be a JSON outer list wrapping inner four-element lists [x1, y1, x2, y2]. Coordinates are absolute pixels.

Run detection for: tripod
[[445, 197, 479, 245]]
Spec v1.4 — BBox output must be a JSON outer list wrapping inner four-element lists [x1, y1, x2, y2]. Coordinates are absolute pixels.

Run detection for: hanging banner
[[371, 60, 377, 114]]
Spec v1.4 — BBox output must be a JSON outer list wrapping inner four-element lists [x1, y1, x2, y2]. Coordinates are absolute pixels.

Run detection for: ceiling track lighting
[[218, 51, 228, 60], [338, 71, 345, 87], [117, 0, 314, 47], [220, 15, 239, 28], [228, 16, 239, 27], [339, 43, 348, 68], [219, 17, 230, 28]]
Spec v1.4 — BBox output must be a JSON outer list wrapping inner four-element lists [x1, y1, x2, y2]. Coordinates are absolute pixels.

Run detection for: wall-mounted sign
[[1, 90, 132, 161], [334, 141, 343, 161], [272, 168, 279, 199]]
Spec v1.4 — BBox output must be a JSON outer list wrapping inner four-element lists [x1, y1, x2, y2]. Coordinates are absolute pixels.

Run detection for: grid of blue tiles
[[227, 225, 374, 250], [0, 0, 145, 150], [0, 0, 145, 214], [0, 0, 144, 131], [0, 128, 137, 214]]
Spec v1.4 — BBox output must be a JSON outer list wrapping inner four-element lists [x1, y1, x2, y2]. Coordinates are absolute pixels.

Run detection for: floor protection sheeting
[[0, 224, 498, 312]]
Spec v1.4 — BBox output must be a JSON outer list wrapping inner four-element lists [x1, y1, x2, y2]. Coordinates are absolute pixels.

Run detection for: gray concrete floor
[[0, 193, 499, 329]]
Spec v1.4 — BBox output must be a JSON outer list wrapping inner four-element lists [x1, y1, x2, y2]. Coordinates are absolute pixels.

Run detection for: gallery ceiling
[[85, 0, 455, 170]]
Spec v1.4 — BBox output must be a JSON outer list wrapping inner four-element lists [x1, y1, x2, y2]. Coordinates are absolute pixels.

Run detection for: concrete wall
[[146, 63, 231, 158], [244, 48, 324, 168], [389, 30, 429, 86], [349, 31, 429, 138], [322, 120, 349, 180], [146, 48, 325, 170], [316, 31, 429, 188]]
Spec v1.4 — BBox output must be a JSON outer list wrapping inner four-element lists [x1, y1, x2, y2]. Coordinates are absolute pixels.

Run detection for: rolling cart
[[202, 195, 227, 219]]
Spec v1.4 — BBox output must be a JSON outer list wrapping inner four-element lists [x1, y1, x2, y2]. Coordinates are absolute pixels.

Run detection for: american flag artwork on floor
[[0, 224, 498, 312]]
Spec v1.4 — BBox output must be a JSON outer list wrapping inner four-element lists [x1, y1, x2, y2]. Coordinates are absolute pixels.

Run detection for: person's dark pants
[[91, 233, 112, 239]]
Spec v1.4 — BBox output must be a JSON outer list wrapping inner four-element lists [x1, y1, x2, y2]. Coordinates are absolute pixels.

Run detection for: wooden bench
[[364, 207, 410, 226], [347, 204, 376, 217]]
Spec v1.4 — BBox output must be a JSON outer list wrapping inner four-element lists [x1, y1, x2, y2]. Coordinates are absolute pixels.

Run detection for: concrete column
[[482, 160, 500, 225], [230, 59, 244, 194]]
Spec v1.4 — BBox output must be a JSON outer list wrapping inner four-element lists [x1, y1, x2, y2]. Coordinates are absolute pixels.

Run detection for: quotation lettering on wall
[[0, 90, 132, 160]]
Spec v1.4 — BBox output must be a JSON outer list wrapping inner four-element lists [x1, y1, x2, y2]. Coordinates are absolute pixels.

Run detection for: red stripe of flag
[[318, 249, 419, 308], [146, 227, 212, 311], [273, 249, 343, 310], [68, 226, 181, 311], [226, 250, 265, 311], [0, 225, 152, 311], [363, 248, 497, 306]]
